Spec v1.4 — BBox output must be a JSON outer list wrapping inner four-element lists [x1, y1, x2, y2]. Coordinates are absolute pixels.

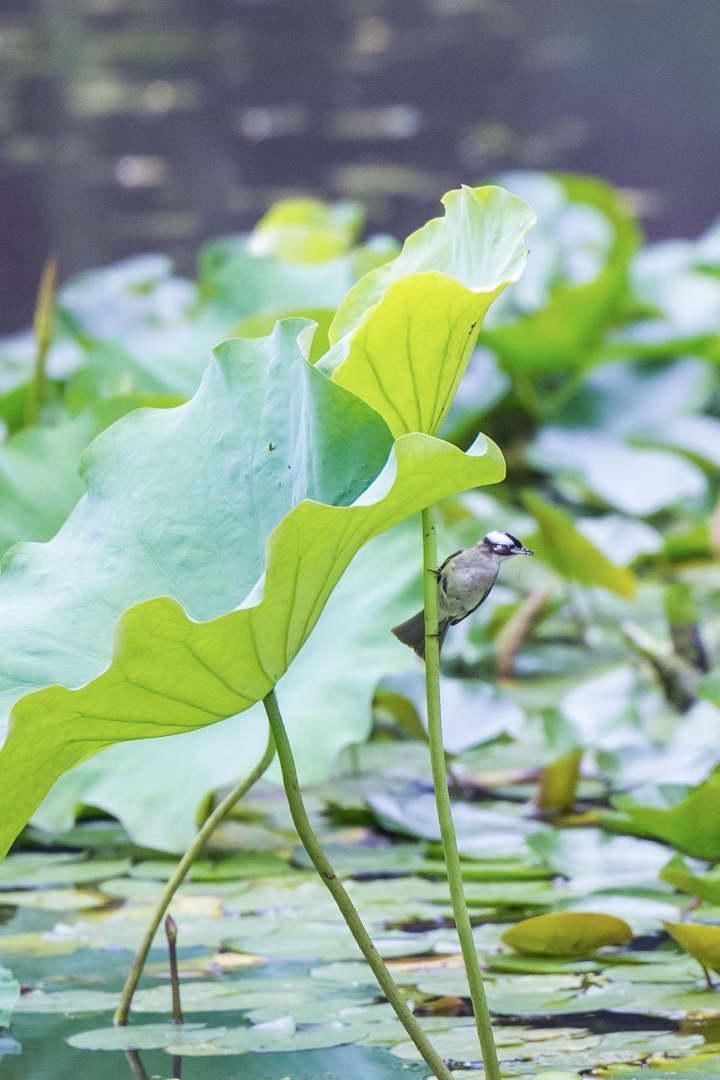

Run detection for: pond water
[[1, 0, 720, 330]]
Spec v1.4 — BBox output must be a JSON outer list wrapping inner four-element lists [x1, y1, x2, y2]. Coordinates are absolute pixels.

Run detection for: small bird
[[392, 530, 534, 659]]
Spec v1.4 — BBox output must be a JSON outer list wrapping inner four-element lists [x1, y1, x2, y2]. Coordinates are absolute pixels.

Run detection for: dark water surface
[[1, 0, 719, 328]]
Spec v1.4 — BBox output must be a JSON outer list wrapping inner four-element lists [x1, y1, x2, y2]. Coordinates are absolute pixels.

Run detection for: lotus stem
[[165, 915, 183, 1024], [262, 688, 454, 1080], [114, 732, 275, 1026], [421, 506, 500, 1080]]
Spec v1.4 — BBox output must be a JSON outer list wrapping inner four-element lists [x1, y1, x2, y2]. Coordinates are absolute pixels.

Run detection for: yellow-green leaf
[[502, 911, 632, 957], [321, 185, 535, 436], [664, 921, 720, 977]]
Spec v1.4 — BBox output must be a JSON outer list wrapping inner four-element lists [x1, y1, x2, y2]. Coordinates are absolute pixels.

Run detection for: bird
[[392, 530, 534, 659]]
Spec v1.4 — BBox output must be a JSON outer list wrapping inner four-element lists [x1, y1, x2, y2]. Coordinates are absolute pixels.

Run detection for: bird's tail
[[391, 610, 450, 660]]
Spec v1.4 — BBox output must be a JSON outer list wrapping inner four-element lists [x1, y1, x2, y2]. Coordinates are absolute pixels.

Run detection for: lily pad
[[0, 854, 131, 889], [67, 1022, 219, 1051], [501, 911, 633, 957]]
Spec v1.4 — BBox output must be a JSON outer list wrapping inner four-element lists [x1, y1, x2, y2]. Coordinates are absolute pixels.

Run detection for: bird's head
[[481, 530, 534, 558]]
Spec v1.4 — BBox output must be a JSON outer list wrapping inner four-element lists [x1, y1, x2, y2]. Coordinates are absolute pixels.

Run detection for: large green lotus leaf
[[523, 491, 636, 598], [0, 320, 505, 857], [0, 398, 154, 557], [63, 320, 229, 408], [29, 526, 428, 852], [320, 185, 535, 436], [605, 777, 720, 860], [481, 173, 639, 375]]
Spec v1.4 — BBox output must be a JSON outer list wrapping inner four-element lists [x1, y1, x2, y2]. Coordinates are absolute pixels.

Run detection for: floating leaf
[[523, 491, 636, 597], [367, 790, 540, 859], [660, 855, 720, 905], [529, 430, 706, 516], [501, 912, 632, 957], [606, 777, 720, 860], [664, 921, 720, 978], [67, 1022, 219, 1051], [528, 829, 670, 895], [0, 853, 130, 889]]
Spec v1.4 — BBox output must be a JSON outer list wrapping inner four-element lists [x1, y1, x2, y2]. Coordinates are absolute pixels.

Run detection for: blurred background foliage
[[2, 0, 720, 330]]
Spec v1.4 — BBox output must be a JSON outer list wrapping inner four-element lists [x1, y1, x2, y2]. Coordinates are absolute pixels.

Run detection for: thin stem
[[114, 733, 275, 1026], [421, 506, 500, 1080], [165, 915, 183, 1024], [124, 1051, 149, 1080], [263, 688, 454, 1080], [25, 257, 57, 427]]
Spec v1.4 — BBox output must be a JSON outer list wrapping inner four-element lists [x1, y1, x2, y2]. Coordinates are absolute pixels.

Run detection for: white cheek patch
[[485, 530, 513, 546]]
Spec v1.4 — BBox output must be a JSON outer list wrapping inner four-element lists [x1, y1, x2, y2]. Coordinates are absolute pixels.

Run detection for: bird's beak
[[518, 546, 534, 556]]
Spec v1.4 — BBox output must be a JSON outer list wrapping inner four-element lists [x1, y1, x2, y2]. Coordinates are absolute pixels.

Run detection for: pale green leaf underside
[[0, 430, 503, 857], [31, 526, 425, 852], [321, 185, 535, 436]]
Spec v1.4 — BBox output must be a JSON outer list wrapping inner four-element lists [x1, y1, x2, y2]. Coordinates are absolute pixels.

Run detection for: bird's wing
[[437, 549, 463, 574], [449, 583, 494, 626]]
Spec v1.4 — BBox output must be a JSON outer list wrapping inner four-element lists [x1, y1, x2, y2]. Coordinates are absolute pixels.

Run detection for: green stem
[[124, 1050, 149, 1080], [25, 257, 57, 428], [164, 915, 183, 1024], [421, 506, 500, 1080], [114, 733, 275, 1026], [263, 689, 454, 1080]]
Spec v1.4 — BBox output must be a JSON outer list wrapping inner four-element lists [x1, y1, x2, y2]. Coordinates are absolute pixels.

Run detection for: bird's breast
[[441, 554, 498, 617]]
